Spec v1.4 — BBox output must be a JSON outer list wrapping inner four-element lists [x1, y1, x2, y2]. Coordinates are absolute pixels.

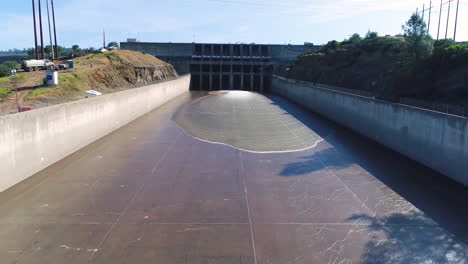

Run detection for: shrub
[[0, 64, 11, 77], [321, 40, 341, 53], [2, 61, 19, 70], [365, 31, 378, 40]]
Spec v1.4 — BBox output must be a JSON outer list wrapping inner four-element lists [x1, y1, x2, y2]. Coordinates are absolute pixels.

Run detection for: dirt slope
[[24, 50, 178, 106]]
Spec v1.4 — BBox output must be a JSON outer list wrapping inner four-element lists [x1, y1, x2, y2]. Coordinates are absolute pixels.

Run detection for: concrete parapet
[[0, 75, 190, 192], [272, 75, 468, 186]]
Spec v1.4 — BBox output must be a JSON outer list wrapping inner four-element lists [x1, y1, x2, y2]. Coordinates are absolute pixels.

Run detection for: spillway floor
[[0, 91, 467, 264]]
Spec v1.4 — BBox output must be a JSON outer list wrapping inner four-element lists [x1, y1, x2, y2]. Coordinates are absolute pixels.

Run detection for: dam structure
[[1, 49, 467, 263], [120, 41, 320, 92]]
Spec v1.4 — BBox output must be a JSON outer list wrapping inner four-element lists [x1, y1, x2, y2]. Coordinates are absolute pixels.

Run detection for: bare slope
[[25, 50, 178, 105]]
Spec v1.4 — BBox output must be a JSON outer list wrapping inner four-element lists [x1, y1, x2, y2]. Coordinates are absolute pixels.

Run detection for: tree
[[402, 13, 433, 60], [27, 48, 35, 57], [341, 33, 362, 46], [365, 31, 379, 40], [0, 64, 10, 77], [72, 45, 81, 52], [44, 45, 52, 55], [107, 41, 119, 49], [348, 33, 362, 43], [2, 61, 19, 70], [433, 39, 455, 50], [54, 45, 64, 55], [321, 40, 341, 53], [402, 13, 428, 38]]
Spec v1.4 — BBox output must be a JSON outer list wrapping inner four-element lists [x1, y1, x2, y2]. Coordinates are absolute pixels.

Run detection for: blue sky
[[1, 0, 467, 50]]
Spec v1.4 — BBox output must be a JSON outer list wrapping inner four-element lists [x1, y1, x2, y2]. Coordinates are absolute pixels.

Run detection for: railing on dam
[[273, 75, 468, 118]]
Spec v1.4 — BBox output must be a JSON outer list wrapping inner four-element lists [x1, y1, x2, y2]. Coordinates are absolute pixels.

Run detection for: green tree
[[365, 31, 378, 40], [72, 45, 81, 52], [321, 40, 341, 53], [54, 45, 64, 55], [402, 13, 427, 38], [433, 39, 455, 50], [402, 13, 433, 59], [348, 33, 362, 43], [2, 61, 19, 70], [44, 45, 52, 55], [107, 41, 119, 49], [0, 64, 11, 77], [341, 33, 362, 46], [27, 48, 35, 57]]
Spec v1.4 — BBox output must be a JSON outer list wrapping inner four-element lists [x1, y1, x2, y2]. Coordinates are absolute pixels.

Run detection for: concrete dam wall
[[272, 75, 468, 186], [0, 75, 190, 192], [121, 42, 321, 92]]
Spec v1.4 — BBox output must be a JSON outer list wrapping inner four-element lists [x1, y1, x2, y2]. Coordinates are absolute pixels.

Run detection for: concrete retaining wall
[[272, 75, 468, 186], [0, 75, 190, 192]]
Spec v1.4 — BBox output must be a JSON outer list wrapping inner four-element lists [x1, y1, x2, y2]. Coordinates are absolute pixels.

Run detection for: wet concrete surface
[[0, 91, 467, 263], [174, 91, 322, 152]]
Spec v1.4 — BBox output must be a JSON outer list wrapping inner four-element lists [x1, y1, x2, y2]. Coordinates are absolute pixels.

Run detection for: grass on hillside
[[0, 75, 27, 99], [0, 88, 12, 99], [0, 74, 26, 86], [25, 53, 111, 101], [27, 87, 54, 98]]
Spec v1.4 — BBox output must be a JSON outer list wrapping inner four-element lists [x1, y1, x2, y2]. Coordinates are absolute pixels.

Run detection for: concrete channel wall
[[272, 75, 468, 186], [0, 75, 190, 192]]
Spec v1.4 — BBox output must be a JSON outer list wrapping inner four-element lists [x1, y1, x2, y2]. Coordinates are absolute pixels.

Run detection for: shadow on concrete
[[280, 148, 352, 176], [347, 213, 468, 263], [268, 94, 468, 243]]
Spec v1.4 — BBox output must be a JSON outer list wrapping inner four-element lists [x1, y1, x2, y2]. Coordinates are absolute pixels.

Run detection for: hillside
[[24, 50, 178, 105], [279, 37, 468, 106]]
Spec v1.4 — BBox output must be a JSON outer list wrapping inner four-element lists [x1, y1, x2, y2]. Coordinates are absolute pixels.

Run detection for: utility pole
[[428, 1, 433, 34], [422, 4, 426, 20], [10, 71, 20, 113], [38, 0, 45, 59], [46, 0, 55, 59], [453, 0, 460, 41], [51, 0, 59, 58], [103, 29, 106, 49], [437, 0, 443, 40], [445, 0, 452, 39], [32, 0, 39, 59]]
